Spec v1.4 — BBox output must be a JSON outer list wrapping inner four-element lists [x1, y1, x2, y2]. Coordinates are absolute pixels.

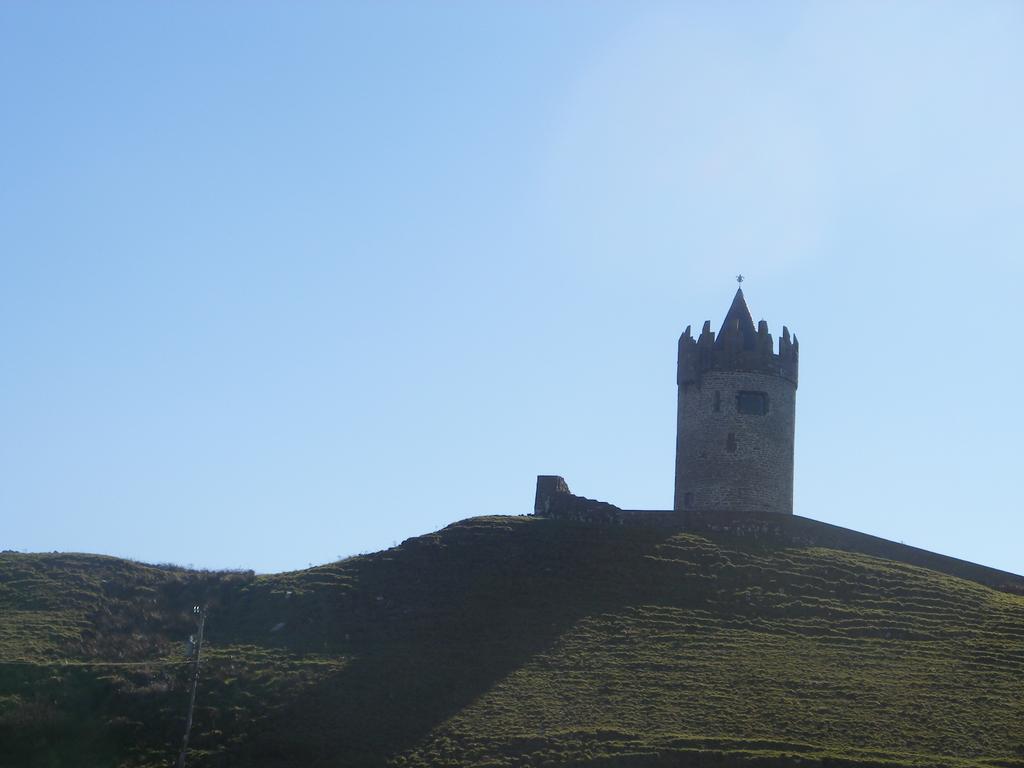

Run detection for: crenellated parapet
[[677, 309, 798, 387]]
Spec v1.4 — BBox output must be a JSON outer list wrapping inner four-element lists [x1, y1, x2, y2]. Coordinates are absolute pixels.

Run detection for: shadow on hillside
[[229, 518, 692, 768]]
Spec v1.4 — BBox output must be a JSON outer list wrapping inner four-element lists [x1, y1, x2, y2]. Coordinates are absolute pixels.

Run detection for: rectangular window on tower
[[737, 391, 770, 415]]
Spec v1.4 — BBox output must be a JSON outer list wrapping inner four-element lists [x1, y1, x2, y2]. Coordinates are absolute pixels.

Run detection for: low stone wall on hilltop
[[532, 475, 1024, 593]]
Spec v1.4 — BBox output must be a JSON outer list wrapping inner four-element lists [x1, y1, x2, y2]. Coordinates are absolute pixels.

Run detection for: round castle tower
[[674, 287, 798, 514]]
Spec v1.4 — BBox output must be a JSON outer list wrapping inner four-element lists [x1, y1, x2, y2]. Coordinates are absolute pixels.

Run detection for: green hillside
[[1, 516, 1022, 767]]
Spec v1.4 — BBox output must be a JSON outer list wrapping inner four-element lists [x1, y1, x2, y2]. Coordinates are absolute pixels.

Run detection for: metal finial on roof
[[736, 274, 744, 284]]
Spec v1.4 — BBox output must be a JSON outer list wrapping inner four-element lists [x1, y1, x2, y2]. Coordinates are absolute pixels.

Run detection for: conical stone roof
[[714, 288, 758, 351]]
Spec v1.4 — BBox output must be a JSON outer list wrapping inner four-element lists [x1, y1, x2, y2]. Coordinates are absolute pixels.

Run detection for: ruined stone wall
[[674, 370, 796, 514], [533, 475, 624, 524], [533, 477, 1023, 592]]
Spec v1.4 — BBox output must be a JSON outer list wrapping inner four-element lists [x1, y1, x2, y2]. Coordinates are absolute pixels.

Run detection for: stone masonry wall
[[674, 370, 796, 514], [532, 477, 1024, 593]]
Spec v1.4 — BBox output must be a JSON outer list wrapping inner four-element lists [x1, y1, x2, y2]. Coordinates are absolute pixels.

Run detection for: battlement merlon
[[677, 319, 798, 387]]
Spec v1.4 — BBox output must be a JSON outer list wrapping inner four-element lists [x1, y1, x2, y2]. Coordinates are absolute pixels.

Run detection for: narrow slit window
[[713, 391, 721, 412]]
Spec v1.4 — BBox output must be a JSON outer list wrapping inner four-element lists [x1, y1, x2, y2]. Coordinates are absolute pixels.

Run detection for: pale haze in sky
[[2, 2, 1022, 574]]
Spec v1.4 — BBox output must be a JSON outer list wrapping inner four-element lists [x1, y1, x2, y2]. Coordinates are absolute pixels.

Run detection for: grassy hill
[[1, 516, 1022, 767]]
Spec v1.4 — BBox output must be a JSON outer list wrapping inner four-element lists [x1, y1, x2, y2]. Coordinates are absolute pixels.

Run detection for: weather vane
[[736, 274, 744, 284]]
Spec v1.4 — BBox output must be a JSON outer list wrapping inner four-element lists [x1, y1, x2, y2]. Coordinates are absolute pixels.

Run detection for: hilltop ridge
[[534, 476, 1024, 594], [2, 515, 1023, 767]]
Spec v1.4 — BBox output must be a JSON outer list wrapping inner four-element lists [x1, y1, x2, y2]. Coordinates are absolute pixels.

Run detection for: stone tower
[[674, 287, 798, 514]]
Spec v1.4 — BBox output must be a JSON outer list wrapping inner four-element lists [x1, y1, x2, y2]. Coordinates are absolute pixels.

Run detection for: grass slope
[[1, 516, 1022, 768]]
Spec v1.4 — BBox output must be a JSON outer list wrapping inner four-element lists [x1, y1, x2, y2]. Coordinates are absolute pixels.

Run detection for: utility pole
[[175, 605, 207, 768]]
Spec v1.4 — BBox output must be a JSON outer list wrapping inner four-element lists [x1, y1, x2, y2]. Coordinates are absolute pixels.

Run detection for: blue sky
[[2, 2, 1022, 574]]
